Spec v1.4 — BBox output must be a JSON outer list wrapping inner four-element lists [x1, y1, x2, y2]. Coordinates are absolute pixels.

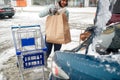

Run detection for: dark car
[[0, 5, 15, 19]]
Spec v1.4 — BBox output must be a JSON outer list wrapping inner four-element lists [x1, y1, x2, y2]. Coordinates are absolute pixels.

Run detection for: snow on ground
[[0, 72, 6, 80], [0, 48, 15, 80], [0, 48, 15, 65]]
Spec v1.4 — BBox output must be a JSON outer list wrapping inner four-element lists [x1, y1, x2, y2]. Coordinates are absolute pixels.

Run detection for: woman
[[39, 0, 69, 59]]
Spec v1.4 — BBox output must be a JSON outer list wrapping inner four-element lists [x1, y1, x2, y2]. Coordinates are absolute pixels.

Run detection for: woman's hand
[[49, 8, 58, 15]]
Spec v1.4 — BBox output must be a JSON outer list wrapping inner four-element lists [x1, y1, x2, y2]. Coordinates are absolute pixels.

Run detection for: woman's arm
[[65, 9, 69, 20], [39, 4, 56, 17]]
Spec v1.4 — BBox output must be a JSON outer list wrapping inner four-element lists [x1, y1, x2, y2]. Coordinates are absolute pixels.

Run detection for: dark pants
[[45, 37, 62, 58]]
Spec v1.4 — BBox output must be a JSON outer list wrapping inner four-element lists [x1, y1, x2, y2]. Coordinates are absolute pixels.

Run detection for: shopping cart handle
[[11, 25, 40, 29]]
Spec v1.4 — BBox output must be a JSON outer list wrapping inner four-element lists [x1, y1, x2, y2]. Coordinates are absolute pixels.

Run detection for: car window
[[112, 0, 120, 14]]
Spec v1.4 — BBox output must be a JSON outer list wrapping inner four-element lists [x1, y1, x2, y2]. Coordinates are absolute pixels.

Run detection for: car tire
[[8, 16, 12, 18]]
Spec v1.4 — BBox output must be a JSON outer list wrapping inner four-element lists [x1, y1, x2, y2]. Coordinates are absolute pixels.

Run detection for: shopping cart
[[11, 25, 47, 80]]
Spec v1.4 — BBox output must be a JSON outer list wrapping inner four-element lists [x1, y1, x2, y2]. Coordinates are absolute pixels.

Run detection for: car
[[0, 4, 15, 19]]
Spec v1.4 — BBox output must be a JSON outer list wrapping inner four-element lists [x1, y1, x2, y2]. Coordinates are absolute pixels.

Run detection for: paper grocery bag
[[45, 13, 71, 44]]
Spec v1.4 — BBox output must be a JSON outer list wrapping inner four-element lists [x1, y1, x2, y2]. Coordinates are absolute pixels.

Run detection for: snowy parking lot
[[1, 7, 120, 80], [0, 8, 95, 80]]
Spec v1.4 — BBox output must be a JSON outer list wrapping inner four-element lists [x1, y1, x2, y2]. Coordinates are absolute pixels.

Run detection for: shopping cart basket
[[11, 25, 47, 80]]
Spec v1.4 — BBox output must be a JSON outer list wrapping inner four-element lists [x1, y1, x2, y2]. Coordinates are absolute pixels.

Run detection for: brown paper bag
[[80, 31, 91, 41], [45, 13, 71, 44]]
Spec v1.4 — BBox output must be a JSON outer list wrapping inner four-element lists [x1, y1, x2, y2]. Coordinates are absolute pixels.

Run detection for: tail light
[[51, 61, 69, 79], [0, 9, 5, 12]]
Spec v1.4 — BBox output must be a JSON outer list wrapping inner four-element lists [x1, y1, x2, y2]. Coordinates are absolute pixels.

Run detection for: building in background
[[89, 0, 97, 7], [16, 0, 27, 7], [2, 0, 97, 7], [0, 0, 4, 4], [30, 0, 97, 7]]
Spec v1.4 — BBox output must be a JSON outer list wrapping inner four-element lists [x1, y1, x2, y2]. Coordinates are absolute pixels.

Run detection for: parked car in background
[[0, 4, 15, 19]]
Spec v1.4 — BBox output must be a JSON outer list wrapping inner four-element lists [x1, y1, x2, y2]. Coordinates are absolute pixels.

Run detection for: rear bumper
[[0, 12, 15, 17]]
